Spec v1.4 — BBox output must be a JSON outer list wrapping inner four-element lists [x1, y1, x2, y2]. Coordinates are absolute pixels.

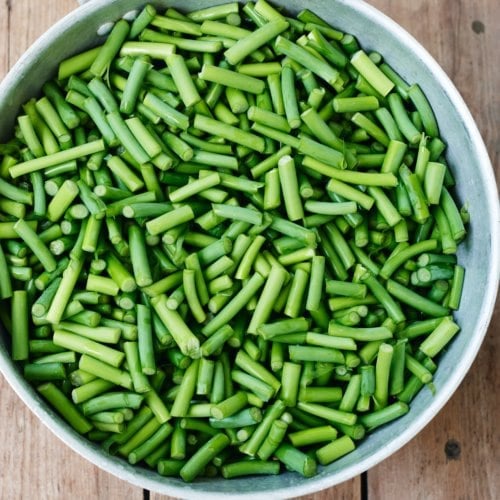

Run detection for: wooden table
[[0, 1, 498, 498]]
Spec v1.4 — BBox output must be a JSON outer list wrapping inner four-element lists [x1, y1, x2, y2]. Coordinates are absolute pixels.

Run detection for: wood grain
[[0, 1, 8, 74], [368, 1, 500, 499], [0, 1, 498, 499]]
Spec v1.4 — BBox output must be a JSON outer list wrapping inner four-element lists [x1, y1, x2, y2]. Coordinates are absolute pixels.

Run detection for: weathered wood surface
[[0, 1, 498, 499]]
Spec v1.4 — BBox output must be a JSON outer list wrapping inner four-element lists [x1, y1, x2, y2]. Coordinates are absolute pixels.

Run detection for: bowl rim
[[0, 0, 499, 498]]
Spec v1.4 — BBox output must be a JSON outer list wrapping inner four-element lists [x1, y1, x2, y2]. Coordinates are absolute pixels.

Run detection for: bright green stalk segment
[[125, 118, 162, 159], [136, 304, 156, 376], [316, 435, 355, 465], [366, 186, 402, 227], [166, 54, 201, 108], [280, 361, 302, 407], [263, 168, 281, 210], [386, 279, 450, 317], [248, 105, 291, 132], [143, 92, 190, 130], [351, 112, 390, 146], [326, 280, 367, 298], [13, 219, 56, 272], [419, 316, 460, 358], [128, 224, 152, 287], [0, 174, 33, 205], [240, 399, 286, 456], [225, 18, 289, 65], [0, 243, 13, 299], [183, 269, 206, 323], [380, 239, 438, 280], [257, 418, 288, 460], [251, 145, 291, 178], [107, 156, 146, 193], [58, 322, 120, 344], [306, 332, 357, 351], [333, 95, 379, 113], [326, 179, 374, 211], [275, 36, 340, 88], [0, 220, 37, 239], [440, 187, 466, 241], [387, 92, 421, 144], [274, 443, 317, 478], [171, 359, 200, 417], [399, 164, 430, 224], [424, 162, 446, 205], [306, 256, 325, 312], [448, 265, 465, 310], [257, 317, 310, 339], [298, 135, 346, 169], [303, 156, 397, 187], [80, 392, 143, 416], [53, 329, 124, 368], [106, 252, 136, 293], [188, 2, 239, 21], [373, 343, 393, 408], [201, 325, 234, 356], [289, 345, 344, 364], [300, 107, 344, 152], [38, 383, 93, 434], [71, 378, 115, 405], [88, 77, 119, 113], [45, 256, 84, 324], [120, 56, 151, 115], [199, 64, 265, 94], [235, 236, 266, 279], [145, 205, 194, 236], [408, 84, 439, 137], [116, 412, 161, 456], [328, 321, 393, 342], [58, 46, 101, 80], [151, 14, 203, 36], [107, 111, 150, 165], [350, 50, 394, 96], [289, 425, 338, 447], [24, 363, 67, 382], [211, 391, 248, 420], [169, 173, 220, 203], [304, 200, 357, 216], [194, 113, 265, 152], [128, 423, 174, 465], [222, 460, 280, 478], [281, 64, 301, 129], [297, 402, 357, 426], [248, 265, 288, 334], [284, 268, 309, 319], [359, 402, 409, 431], [151, 295, 201, 358], [11, 290, 29, 361], [405, 353, 433, 384], [234, 350, 279, 393], [123, 341, 151, 394], [381, 140, 407, 175], [231, 370, 274, 401], [212, 204, 263, 226], [90, 19, 130, 77], [278, 155, 304, 221], [180, 433, 230, 482]]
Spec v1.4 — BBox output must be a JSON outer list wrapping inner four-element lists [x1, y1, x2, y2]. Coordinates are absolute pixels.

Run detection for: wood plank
[[367, 1, 500, 498], [0, 0, 8, 77], [0, 376, 144, 500], [1, 1, 143, 498]]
